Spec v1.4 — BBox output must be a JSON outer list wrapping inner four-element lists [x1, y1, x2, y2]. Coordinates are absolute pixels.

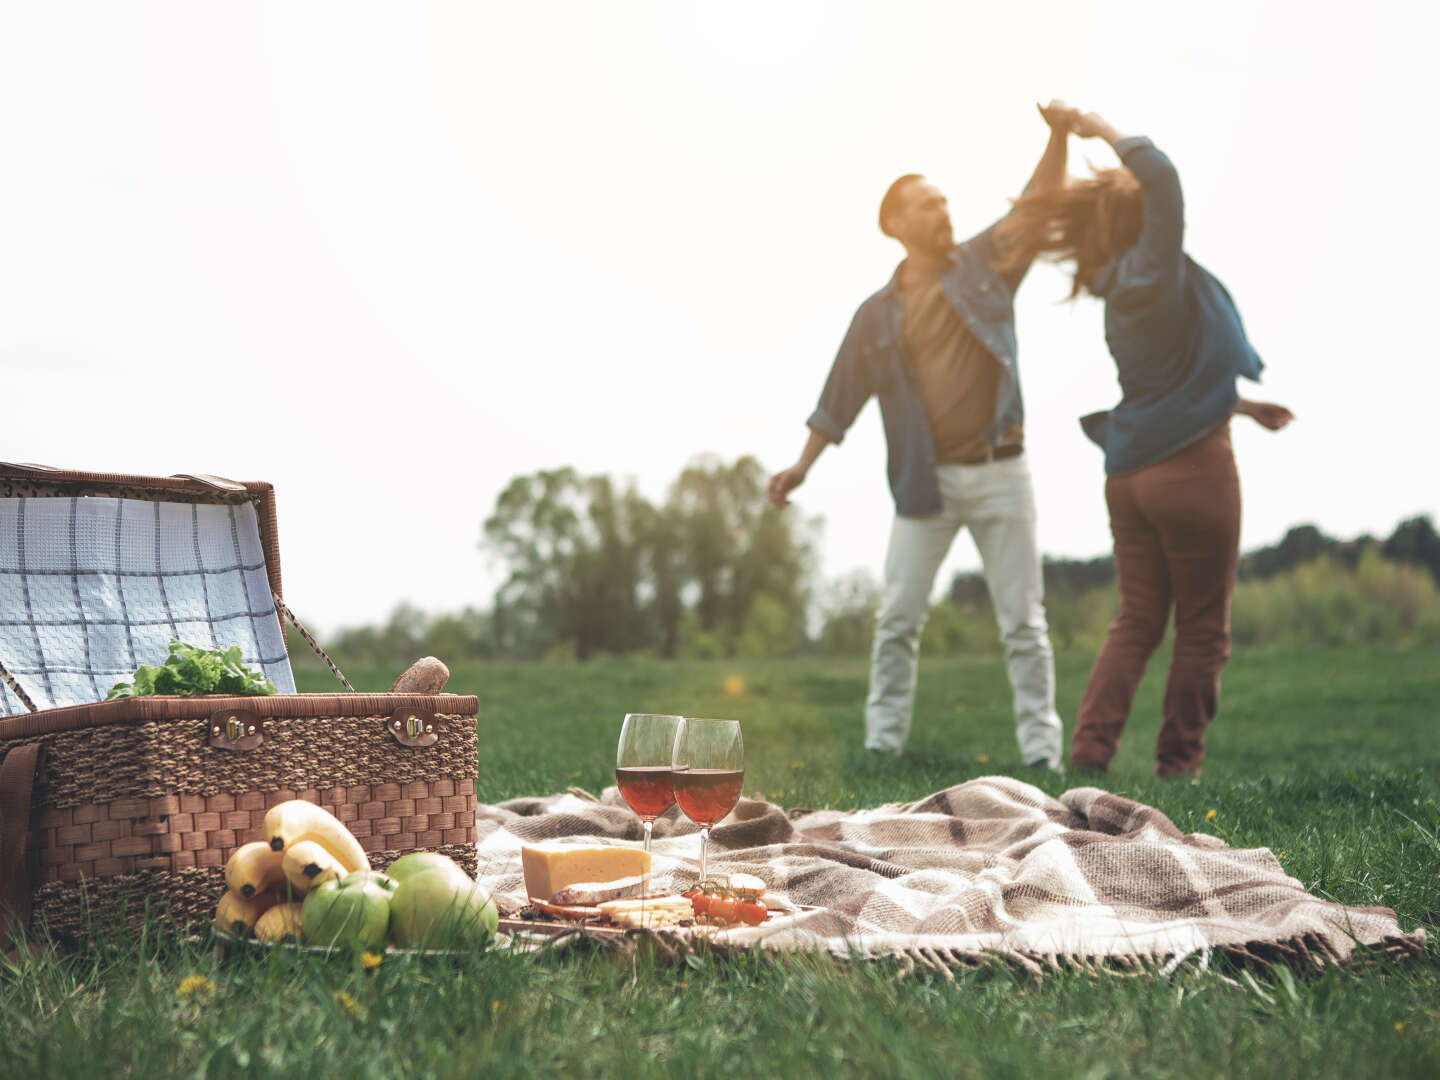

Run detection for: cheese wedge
[[521, 842, 650, 902]]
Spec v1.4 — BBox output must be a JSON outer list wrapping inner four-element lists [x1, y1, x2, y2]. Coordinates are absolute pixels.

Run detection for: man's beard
[[922, 226, 953, 255]]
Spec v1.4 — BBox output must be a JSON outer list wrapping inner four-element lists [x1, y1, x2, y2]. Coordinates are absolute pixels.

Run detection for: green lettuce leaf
[[105, 641, 278, 700]]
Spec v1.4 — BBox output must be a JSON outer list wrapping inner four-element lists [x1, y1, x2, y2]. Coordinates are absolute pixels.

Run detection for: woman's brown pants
[[1070, 421, 1241, 777]]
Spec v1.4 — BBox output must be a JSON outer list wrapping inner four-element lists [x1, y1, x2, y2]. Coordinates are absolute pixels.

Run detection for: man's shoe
[[1026, 758, 1063, 775]]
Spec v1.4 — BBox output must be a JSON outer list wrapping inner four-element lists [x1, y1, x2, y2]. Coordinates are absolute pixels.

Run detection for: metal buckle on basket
[[209, 710, 263, 751], [388, 708, 438, 747]]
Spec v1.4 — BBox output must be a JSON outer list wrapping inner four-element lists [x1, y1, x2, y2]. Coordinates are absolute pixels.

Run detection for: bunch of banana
[[253, 902, 305, 942], [214, 888, 280, 937], [213, 799, 370, 943], [265, 800, 369, 873]]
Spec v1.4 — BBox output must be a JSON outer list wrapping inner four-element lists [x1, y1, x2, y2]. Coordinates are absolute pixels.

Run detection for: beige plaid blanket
[[476, 776, 1425, 972]]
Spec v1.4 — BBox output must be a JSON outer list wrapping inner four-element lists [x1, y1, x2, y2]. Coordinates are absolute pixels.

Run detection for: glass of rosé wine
[[671, 717, 744, 881], [616, 713, 683, 868]]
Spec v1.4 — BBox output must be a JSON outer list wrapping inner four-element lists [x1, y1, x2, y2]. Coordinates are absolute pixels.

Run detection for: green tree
[[638, 503, 686, 659], [481, 468, 654, 660], [1383, 514, 1440, 585], [736, 593, 806, 658], [326, 602, 434, 671], [666, 454, 818, 655], [817, 569, 880, 656], [422, 608, 496, 662]]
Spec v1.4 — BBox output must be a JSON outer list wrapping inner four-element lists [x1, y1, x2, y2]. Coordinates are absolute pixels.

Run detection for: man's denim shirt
[[807, 224, 1029, 518]]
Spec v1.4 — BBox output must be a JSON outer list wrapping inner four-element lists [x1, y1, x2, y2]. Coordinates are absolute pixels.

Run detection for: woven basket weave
[[1, 690, 481, 944], [0, 464, 481, 945]]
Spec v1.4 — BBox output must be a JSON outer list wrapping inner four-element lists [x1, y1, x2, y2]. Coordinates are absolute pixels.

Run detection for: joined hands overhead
[[1037, 99, 1078, 132]]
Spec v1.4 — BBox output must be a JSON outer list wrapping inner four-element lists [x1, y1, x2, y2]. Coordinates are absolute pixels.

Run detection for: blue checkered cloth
[[0, 495, 296, 716]]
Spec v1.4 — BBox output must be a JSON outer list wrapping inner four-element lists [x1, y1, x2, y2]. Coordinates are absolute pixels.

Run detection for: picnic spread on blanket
[[0, 465, 1427, 972], [479, 777, 1426, 971]]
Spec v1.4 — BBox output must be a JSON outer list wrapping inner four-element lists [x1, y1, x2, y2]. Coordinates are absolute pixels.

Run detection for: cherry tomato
[[735, 899, 767, 926], [709, 895, 739, 923], [683, 888, 708, 916]]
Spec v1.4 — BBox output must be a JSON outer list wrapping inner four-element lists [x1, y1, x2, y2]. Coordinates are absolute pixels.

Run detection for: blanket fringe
[[521, 921, 1426, 984]]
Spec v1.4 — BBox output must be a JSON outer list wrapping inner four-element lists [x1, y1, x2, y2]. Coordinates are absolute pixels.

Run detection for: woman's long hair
[[998, 168, 1144, 298]]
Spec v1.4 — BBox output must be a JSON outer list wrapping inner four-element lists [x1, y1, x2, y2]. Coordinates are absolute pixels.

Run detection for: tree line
[[313, 456, 1440, 670], [326, 455, 819, 667], [950, 515, 1440, 604]]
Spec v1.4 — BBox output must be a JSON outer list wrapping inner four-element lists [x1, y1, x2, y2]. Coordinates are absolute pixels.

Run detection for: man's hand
[[766, 464, 808, 509], [1237, 400, 1295, 432], [1037, 99, 1077, 132]]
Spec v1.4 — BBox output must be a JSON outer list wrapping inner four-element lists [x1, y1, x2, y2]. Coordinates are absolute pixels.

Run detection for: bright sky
[[4, 1, 1436, 634]]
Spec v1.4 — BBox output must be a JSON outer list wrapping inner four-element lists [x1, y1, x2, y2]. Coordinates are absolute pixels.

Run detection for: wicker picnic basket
[[0, 464, 479, 946]]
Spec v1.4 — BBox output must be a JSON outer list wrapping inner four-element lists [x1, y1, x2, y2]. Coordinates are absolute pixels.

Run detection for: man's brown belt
[[943, 443, 1024, 466]]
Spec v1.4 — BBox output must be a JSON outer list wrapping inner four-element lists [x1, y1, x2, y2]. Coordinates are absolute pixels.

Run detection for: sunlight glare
[[655, 0, 866, 105]]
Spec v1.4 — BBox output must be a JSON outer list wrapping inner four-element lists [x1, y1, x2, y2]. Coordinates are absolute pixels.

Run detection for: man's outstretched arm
[[991, 100, 1075, 283], [770, 306, 875, 508], [767, 428, 831, 509], [1020, 99, 1075, 197]]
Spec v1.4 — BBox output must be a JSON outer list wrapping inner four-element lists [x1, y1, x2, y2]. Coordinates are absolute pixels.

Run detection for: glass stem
[[698, 826, 710, 881], [642, 820, 653, 896]]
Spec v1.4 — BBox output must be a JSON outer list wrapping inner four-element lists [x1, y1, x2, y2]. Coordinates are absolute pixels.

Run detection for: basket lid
[[0, 464, 296, 716]]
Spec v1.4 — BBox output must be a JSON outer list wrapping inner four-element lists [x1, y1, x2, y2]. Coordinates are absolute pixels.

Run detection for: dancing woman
[[1001, 110, 1293, 778]]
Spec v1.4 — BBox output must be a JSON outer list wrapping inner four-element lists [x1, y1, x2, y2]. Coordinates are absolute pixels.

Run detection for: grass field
[[3, 647, 1438, 1078]]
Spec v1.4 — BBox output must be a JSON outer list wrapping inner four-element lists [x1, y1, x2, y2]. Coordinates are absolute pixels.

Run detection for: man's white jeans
[[864, 454, 1064, 765]]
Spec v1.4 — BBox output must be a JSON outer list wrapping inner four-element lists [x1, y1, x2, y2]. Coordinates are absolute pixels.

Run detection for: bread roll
[[389, 656, 450, 694]]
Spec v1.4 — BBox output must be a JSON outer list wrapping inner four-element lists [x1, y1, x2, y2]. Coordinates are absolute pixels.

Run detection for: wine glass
[[671, 717, 744, 882], [616, 713, 682, 875]]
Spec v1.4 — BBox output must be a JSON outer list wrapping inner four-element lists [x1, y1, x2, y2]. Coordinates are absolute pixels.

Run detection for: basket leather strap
[[0, 742, 43, 951], [271, 593, 355, 692], [170, 472, 247, 493], [0, 658, 39, 713]]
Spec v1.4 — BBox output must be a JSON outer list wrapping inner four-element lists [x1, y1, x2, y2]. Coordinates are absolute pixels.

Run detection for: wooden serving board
[[208, 905, 825, 959], [497, 904, 822, 945]]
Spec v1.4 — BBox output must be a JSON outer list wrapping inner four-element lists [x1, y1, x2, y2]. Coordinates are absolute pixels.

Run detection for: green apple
[[383, 852, 468, 885], [301, 876, 393, 950], [388, 868, 498, 950], [340, 869, 398, 893]]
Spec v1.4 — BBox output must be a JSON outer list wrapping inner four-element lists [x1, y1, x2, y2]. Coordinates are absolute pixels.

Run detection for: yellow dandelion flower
[[723, 674, 746, 697], [1205, 809, 1217, 821], [333, 991, 362, 1019], [491, 999, 501, 1015], [975, 754, 989, 764], [177, 975, 216, 1002], [1395, 1021, 1405, 1033], [360, 951, 383, 971]]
